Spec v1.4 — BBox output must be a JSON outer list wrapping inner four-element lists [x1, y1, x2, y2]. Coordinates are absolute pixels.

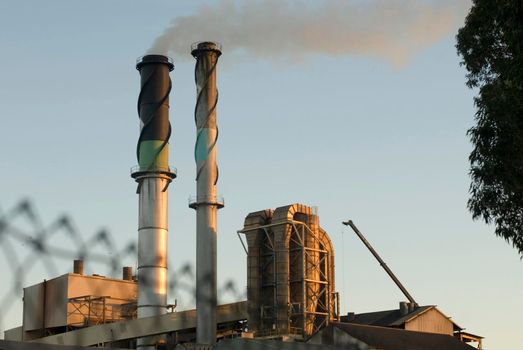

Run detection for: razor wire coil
[[0, 199, 245, 338]]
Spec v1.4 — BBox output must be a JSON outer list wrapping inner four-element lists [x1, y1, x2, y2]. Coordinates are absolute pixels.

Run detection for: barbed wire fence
[[0, 199, 245, 341]]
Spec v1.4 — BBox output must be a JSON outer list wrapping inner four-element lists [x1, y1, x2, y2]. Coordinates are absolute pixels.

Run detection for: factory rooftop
[[343, 305, 462, 330], [314, 323, 478, 350]]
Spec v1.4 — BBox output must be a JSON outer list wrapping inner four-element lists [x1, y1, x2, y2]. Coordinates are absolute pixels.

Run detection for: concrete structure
[[18, 262, 136, 341], [131, 55, 176, 349], [240, 204, 339, 339], [189, 41, 224, 345]]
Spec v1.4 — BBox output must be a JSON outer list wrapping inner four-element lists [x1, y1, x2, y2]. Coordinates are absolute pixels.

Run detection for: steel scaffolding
[[241, 204, 338, 339]]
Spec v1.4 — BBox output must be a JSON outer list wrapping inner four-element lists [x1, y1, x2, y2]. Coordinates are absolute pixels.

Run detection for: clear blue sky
[[0, 1, 521, 348]]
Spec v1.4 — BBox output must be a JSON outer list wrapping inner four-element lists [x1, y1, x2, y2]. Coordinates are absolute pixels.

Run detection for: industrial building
[[18, 261, 136, 342], [309, 323, 481, 350], [240, 204, 339, 338], [3, 43, 483, 350]]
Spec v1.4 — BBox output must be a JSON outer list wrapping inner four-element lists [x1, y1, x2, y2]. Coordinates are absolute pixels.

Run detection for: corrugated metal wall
[[404, 308, 453, 335]]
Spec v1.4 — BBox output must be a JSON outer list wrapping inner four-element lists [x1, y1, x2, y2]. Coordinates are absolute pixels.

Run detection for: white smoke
[[148, 0, 470, 66]]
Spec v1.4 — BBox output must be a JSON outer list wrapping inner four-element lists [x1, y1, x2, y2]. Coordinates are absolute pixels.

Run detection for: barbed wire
[[0, 199, 245, 340]]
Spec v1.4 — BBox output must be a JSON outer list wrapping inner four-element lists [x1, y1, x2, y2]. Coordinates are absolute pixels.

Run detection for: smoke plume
[[148, 0, 470, 66]]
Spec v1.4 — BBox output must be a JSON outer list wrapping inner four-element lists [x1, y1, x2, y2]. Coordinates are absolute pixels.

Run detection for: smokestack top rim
[[136, 54, 174, 71], [130, 165, 177, 180], [191, 41, 222, 57]]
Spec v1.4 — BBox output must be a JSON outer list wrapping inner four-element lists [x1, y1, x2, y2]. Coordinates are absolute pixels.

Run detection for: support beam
[[32, 302, 247, 347]]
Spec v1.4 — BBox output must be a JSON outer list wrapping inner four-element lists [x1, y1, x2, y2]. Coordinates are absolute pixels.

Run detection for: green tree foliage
[[456, 0, 523, 256]]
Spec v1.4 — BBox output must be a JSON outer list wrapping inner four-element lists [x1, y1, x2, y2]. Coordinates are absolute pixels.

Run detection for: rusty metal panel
[[404, 308, 453, 335]]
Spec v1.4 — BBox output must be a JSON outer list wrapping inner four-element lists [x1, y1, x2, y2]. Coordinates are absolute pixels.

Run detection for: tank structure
[[189, 41, 225, 346], [240, 204, 339, 339], [131, 54, 176, 349]]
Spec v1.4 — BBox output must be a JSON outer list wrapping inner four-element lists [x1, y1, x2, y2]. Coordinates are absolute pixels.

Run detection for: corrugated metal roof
[[389, 306, 434, 326], [216, 338, 349, 350], [331, 323, 477, 350], [345, 305, 463, 330]]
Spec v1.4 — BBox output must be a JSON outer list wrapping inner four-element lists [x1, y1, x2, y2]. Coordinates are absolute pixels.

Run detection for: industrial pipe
[[123, 266, 133, 281], [73, 259, 84, 275]]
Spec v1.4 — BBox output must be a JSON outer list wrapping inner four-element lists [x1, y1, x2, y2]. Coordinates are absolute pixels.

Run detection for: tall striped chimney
[[189, 42, 224, 345], [132, 55, 176, 350]]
